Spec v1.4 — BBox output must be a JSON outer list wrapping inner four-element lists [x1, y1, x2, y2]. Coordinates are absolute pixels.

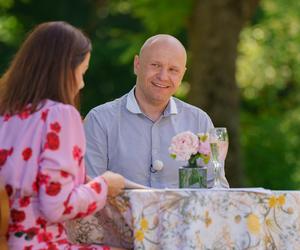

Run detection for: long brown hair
[[0, 21, 91, 115]]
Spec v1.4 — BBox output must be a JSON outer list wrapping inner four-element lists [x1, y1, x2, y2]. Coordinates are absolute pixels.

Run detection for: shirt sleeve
[[38, 104, 108, 223], [84, 109, 108, 177]]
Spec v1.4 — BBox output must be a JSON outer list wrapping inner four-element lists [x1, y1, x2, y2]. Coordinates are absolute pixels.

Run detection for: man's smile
[[151, 81, 170, 88]]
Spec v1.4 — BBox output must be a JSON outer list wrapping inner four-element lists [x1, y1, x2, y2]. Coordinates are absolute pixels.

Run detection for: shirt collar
[[163, 97, 178, 116], [126, 87, 143, 114], [126, 86, 178, 116]]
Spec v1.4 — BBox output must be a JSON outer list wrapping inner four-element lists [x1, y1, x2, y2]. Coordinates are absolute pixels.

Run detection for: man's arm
[[84, 109, 108, 178]]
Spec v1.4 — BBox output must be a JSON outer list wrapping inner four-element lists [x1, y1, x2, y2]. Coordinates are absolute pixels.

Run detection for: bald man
[[84, 35, 229, 188]]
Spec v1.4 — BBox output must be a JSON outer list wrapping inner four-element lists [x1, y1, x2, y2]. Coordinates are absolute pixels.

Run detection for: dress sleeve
[[38, 104, 108, 223], [84, 109, 108, 178]]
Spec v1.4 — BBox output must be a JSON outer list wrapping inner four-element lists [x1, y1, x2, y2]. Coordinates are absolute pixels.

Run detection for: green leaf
[[201, 154, 210, 164], [199, 134, 208, 142], [188, 154, 200, 167]]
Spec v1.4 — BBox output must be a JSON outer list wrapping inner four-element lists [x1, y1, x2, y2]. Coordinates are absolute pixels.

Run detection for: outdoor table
[[67, 188, 300, 250]]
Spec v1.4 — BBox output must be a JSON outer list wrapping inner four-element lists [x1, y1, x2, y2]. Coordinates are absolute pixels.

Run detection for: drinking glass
[[209, 127, 229, 188]]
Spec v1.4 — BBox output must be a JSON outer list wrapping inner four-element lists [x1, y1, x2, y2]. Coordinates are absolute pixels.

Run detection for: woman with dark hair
[[0, 21, 125, 250]]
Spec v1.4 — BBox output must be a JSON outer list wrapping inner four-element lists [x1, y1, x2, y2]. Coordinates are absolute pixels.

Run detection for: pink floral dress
[[0, 100, 110, 250]]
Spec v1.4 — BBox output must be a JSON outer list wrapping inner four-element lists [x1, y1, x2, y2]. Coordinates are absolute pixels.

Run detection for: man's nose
[[157, 68, 168, 81]]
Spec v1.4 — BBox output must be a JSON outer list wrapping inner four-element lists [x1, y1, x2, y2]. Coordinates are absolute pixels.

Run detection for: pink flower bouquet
[[169, 131, 210, 167]]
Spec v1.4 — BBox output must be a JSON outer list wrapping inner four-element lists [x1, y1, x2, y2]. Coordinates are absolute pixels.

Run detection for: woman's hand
[[102, 171, 125, 197]]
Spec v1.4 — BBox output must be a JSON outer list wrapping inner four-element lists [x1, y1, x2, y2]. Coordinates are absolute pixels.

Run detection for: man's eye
[[151, 63, 160, 67], [170, 68, 179, 73]]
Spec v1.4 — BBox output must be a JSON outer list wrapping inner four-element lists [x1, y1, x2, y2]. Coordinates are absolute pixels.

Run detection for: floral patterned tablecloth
[[67, 189, 300, 250]]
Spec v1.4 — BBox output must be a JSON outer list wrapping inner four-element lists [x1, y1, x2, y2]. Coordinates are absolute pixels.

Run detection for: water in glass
[[209, 127, 229, 188]]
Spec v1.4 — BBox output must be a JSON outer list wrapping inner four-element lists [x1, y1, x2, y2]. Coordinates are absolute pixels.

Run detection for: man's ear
[[133, 55, 139, 75]]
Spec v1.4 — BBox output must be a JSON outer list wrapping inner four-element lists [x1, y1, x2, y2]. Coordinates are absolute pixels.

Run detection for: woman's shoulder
[[41, 99, 81, 121], [43, 99, 79, 113]]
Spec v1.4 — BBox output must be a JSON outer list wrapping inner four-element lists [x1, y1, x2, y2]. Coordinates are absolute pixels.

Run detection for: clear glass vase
[[179, 166, 207, 188]]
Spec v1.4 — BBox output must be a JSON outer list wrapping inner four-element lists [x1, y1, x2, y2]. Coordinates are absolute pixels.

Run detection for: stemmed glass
[[209, 127, 229, 188]]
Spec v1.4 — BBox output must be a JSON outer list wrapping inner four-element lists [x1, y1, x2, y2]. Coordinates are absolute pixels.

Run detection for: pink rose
[[199, 141, 210, 155], [198, 133, 211, 155], [169, 131, 199, 161]]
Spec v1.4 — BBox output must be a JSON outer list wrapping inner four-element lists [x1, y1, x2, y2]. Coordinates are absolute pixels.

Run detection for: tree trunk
[[188, 0, 259, 187]]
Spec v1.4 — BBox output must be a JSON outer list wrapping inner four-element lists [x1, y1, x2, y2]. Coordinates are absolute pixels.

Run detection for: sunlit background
[[1, 0, 300, 189]]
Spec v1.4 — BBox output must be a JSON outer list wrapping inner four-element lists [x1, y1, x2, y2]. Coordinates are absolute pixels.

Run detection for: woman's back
[[0, 100, 84, 195], [0, 101, 52, 198]]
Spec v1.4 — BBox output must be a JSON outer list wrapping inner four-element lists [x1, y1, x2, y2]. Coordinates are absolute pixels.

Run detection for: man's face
[[134, 40, 186, 106]]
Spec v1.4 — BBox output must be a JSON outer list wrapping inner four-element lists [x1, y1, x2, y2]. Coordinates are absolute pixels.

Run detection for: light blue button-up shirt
[[84, 87, 229, 188]]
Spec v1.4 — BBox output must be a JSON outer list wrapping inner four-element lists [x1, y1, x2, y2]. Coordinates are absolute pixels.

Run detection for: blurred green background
[[1, 0, 300, 189]]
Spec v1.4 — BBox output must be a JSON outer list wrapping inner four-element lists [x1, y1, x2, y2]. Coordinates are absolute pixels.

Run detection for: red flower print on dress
[[57, 238, 68, 245], [32, 180, 39, 192], [87, 202, 97, 215], [22, 147, 32, 161], [60, 170, 69, 178], [57, 223, 64, 238], [63, 205, 73, 215], [78, 156, 83, 166], [37, 231, 53, 243], [18, 107, 31, 120], [46, 182, 61, 196], [0, 147, 13, 167], [11, 209, 26, 223], [5, 184, 13, 197], [24, 246, 33, 250], [73, 145, 83, 166], [3, 113, 11, 121], [38, 172, 50, 185], [41, 109, 49, 122], [74, 202, 97, 219], [90, 182, 102, 194], [50, 122, 61, 133], [8, 223, 24, 233], [63, 194, 73, 215], [45, 242, 59, 250], [73, 202, 97, 218], [24, 227, 39, 240], [74, 212, 85, 219], [45, 132, 60, 150], [36, 217, 47, 229], [19, 196, 30, 207], [73, 146, 82, 160], [102, 246, 110, 250]]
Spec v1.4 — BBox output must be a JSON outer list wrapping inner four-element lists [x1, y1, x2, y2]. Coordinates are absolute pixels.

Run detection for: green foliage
[[107, 0, 192, 63], [0, 0, 14, 9], [238, 0, 300, 189], [0, 15, 24, 45], [110, 0, 193, 33], [0, 0, 140, 115], [129, 0, 193, 33], [241, 112, 300, 189]]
